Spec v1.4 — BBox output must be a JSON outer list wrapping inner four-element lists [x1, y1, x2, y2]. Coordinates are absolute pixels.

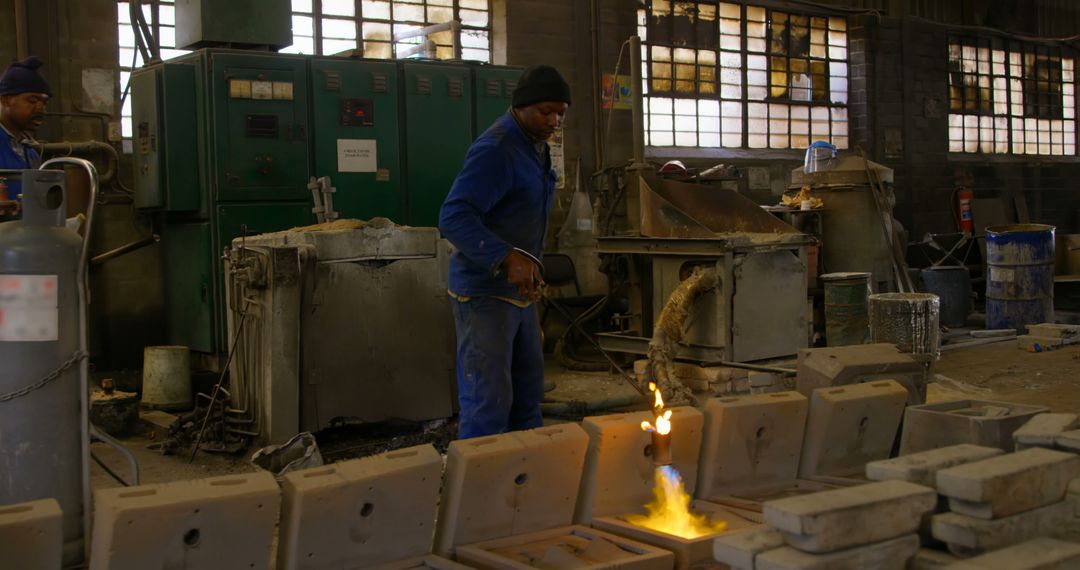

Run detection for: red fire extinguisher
[[955, 188, 974, 233]]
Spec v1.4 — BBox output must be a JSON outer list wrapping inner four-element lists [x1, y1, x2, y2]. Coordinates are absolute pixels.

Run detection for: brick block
[[865, 444, 1003, 487], [756, 534, 918, 570], [697, 392, 808, 499], [798, 381, 908, 478], [762, 480, 935, 553], [0, 498, 62, 570], [1014, 413, 1079, 450], [899, 399, 1049, 454], [575, 407, 703, 524], [435, 423, 589, 555], [943, 537, 1080, 569], [1053, 429, 1080, 452], [712, 527, 784, 570], [796, 344, 925, 404], [456, 525, 674, 570], [277, 444, 442, 569], [908, 548, 960, 569], [931, 500, 1073, 555], [935, 448, 1080, 519], [88, 472, 280, 570], [369, 555, 474, 570]]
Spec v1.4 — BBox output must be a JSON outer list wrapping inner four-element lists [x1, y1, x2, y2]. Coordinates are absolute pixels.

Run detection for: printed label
[[0, 275, 59, 342], [989, 267, 1015, 283], [337, 139, 377, 173]]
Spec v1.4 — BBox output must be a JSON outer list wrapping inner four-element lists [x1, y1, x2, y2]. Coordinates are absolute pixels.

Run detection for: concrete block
[[796, 344, 925, 404], [909, 548, 960, 569], [88, 471, 280, 570], [762, 480, 935, 554], [865, 444, 1004, 487], [797, 381, 908, 478], [756, 534, 919, 570], [697, 392, 809, 499], [455, 525, 674, 570], [943, 537, 1080, 569], [575, 407, 703, 524], [931, 499, 1073, 555], [1052, 429, 1080, 452], [899, 399, 1049, 454], [435, 423, 589, 555], [0, 498, 62, 570], [1025, 323, 1080, 339], [369, 555, 474, 570], [712, 527, 784, 570], [591, 500, 761, 570], [1014, 414, 1079, 450], [277, 444, 443, 569], [935, 448, 1080, 519]]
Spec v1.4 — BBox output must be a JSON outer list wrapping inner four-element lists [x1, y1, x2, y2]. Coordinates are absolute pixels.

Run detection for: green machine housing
[[133, 50, 521, 358]]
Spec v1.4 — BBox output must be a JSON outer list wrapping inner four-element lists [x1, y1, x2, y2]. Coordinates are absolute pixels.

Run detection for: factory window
[[117, 1, 191, 141], [638, 1, 850, 149], [280, 0, 492, 61], [948, 36, 1076, 156]]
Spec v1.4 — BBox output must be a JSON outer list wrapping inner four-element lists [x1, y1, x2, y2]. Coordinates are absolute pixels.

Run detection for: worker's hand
[[502, 249, 540, 299]]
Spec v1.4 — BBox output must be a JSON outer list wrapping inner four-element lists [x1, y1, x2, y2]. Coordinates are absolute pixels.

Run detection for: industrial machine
[[595, 174, 812, 363], [132, 51, 521, 361], [224, 221, 455, 444]]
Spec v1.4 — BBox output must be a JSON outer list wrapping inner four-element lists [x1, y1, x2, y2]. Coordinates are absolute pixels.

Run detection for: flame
[[627, 383, 727, 539], [625, 466, 728, 539]]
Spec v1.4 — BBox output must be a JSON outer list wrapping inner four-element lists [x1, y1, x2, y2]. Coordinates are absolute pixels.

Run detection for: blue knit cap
[[0, 56, 52, 97]]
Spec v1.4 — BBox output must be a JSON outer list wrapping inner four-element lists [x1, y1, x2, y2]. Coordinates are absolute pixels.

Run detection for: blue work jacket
[[0, 125, 41, 199], [439, 111, 557, 300]]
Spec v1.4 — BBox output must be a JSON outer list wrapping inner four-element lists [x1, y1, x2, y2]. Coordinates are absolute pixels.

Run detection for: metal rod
[[629, 35, 646, 167], [698, 360, 797, 376], [90, 236, 159, 266], [189, 310, 248, 462], [89, 425, 139, 486]]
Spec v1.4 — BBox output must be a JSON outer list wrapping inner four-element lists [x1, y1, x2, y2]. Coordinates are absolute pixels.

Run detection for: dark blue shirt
[[0, 124, 41, 199], [439, 111, 556, 300]]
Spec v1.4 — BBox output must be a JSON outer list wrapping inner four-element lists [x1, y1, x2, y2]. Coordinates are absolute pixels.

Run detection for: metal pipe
[[89, 425, 139, 486], [90, 235, 159, 266], [13, 0, 27, 60], [651, 431, 672, 466], [36, 141, 119, 184], [629, 35, 647, 168], [40, 156, 97, 562], [699, 360, 797, 377]]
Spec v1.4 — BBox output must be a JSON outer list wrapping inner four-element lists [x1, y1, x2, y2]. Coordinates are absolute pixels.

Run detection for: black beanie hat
[[512, 65, 571, 108], [0, 56, 52, 97]]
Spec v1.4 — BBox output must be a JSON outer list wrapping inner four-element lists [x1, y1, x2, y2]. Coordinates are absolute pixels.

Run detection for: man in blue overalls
[[439, 65, 570, 439], [0, 56, 50, 219]]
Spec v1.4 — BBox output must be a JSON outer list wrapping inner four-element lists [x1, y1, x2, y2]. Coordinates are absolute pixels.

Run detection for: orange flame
[[628, 383, 728, 539]]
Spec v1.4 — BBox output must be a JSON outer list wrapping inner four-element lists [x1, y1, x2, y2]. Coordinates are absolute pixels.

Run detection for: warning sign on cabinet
[[337, 139, 377, 173]]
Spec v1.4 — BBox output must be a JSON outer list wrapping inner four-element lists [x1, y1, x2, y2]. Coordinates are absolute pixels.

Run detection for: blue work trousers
[[451, 296, 544, 439]]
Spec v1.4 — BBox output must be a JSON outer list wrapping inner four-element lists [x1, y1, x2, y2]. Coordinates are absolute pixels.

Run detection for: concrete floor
[[90, 341, 1080, 490]]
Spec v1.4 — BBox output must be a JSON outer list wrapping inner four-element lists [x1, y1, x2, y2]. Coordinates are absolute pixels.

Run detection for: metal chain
[[0, 350, 88, 403]]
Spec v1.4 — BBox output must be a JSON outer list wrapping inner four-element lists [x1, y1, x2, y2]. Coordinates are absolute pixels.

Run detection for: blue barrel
[[920, 266, 971, 328], [986, 224, 1055, 332]]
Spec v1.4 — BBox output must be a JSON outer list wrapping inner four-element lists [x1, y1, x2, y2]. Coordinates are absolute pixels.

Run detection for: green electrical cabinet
[[161, 222, 215, 352], [310, 57, 404, 222], [205, 51, 312, 202], [130, 62, 200, 212], [472, 64, 521, 138], [402, 62, 474, 227]]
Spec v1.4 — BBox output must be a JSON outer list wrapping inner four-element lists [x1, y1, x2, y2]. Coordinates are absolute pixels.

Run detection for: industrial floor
[[89, 340, 1080, 490]]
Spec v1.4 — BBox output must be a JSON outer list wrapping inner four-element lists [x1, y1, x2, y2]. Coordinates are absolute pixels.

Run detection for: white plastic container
[[141, 345, 193, 411]]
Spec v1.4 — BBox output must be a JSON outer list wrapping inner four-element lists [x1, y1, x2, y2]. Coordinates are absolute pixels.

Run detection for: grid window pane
[[948, 36, 1076, 156], [117, 1, 191, 139], [641, 2, 848, 149]]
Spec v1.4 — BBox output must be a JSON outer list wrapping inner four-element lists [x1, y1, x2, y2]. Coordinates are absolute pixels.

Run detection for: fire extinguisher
[[954, 188, 974, 233]]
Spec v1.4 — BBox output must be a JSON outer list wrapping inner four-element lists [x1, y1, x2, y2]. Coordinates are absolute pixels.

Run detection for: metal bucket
[[985, 224, 1055, 332], [141, 346, 193, 411], [821, 272, 871, 346], [920, 266, 971, 328], [869, 293, 941, 364]]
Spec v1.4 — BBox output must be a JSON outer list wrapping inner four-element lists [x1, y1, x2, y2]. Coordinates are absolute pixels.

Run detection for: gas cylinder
[[0, 168, 87, 565], [956, 188, 974, 233]]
